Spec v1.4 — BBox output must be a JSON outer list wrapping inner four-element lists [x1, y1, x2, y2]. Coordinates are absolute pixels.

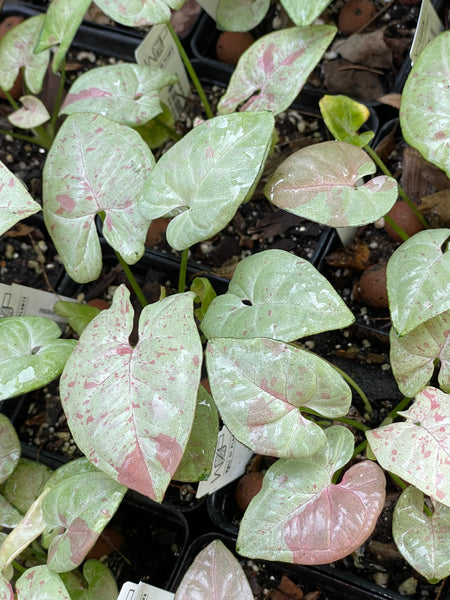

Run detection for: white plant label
[[135, 24, 190, 120], [197, 426, 254, 497], [195, 0, 219, 19], [410, 0, 444, 64], [0, 283, 74, 325], [117, 581, 174, 600]]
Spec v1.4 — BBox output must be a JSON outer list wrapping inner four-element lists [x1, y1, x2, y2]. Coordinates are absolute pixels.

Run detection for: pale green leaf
[[216, 0, 269, 31], [201, 249, 354, 341], [319, 94, 374, 147], [0, 161, 41, 236], [281, 0, 334, 26], [1, 458, 52, 515], [264, 141, 397, 227], [94, 0, 185, 26], [0, 495, 21, 529], [54, 301, 101, 336], [8, 96, 50, 129], [0, 414, 20, 484], [16, 565, 70, 600], [386, 229, 450, 336], [60, 560, 118, 600]]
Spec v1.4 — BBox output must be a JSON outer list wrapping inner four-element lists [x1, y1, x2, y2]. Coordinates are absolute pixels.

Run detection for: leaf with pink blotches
[[94, 0, 184, 26], [0, 574, 13, 600], [174, 539, 253, 600], [60, 285, 202, 502], [0, 162, 40, 236], [16, 565, 70, 600], [366, 386, 450, 508], [389, 310, 450, 397], [218, 25, 336, 116], [0, 15, 50, 94], [8, 96, 50, 129], [206, 337, 351, 458], [237, 426, 385, 564], [43, 112, 154, 283]]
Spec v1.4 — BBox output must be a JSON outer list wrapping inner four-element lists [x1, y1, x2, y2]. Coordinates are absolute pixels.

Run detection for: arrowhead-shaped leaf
[[60, 285, 202, 501], [94, 0, 184, 26], [173, 384, 219, 482], [264, 141, 397, 227], [389, 310, 450, 397], [1, 458, 53, 515], [0, 15, 50, 94], [43, 113, 154, 283], [237, 426, 386, 564], [281, 0, 334, 26], [393, 486, 450, 582], [201, 249, 354, 341], [206, 337, 351, 458], [34, 0, 91, 72], [8, 96, 50, 129], [0, 414, 20, 484], [174, 539, 253, 600], [386, 229, 450, 336], [216, 0, 269, 31], [319, 94, 375, 147], [61, 63, 177, 126], [366, 387, 450, 507], [60, 560, 118, 600], [0, 316, 77, 401], [400, 31, 450, 178], [140, 111, 274, 251], [43, 471, 126, 572], [0, 162, 41, 235], [16, 565, 70, 600], [217, 25, 336, 116]]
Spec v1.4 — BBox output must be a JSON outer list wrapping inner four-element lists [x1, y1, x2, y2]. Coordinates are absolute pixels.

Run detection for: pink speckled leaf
[[0, 575, 13, 600], [175, 539, 253, 599], [0, 162, 40, 235], [264, 141, 397, 227], [60, 285, 202, 502], [393, 486, 450, 582], [60, 63, 177, 126], [216, 0, 269, 31], [34, 0, 91, 72], [43, 112, 154, 283], [43, 471, 126, 572], [237, 426, 386, 564], [94, 0, 184, 26], [8, 96, 50, 129], [390, 310, 450, 397], [366, 387, 450, 508], [206, 337, 351, 458], [16, 565, 70, 600], [0, 15, 50, 94], [217, 25, 336, 116]]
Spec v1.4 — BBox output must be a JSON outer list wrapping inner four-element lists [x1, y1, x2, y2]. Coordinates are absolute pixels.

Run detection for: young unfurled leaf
[[173, 384, 219, 482], [386, 229, 450, 336], [16, 565, 70, 600], [237, 426, 385, 564], [201, 250, 354, 341], [281, 0, 334, 26], [140, 111, 274, 251], [0, 415, 20, 484], [390, 310, 450, 397], [43, 471, 126, 572], [216, 0, 269, 31], [8, 96, 51, 129], [60, 285, 202, 502], [174, 540, 253, 600], [264, 141, 397, 227], [34, 0, 91, 72], [94, 0, 184, 26], [217, 26, 336, 116], [366, 387, 450, 508], [43, 113, 154, 283], [393, 486, 450, 582], [0, 316, 77, 401], [319, 94, 374, 148], [0, 161, 41, 236], [0, 15, 50, 94], [60, 560, 118, 600], [1, 458, 52, 515], [54, 301, 101, 336], [61, 64, 177, 126], [400, 31, 450, 178], [207, 338, 351, 458]]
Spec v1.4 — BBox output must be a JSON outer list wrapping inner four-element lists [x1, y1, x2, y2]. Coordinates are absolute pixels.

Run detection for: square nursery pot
[[1, 0, 203, 54], [169, 532, 440, 600], [205, 487, 450, 600], [190, 1, 447, 110]]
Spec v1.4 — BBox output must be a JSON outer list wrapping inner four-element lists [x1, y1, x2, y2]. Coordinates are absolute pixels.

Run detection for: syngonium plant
[[0, 0, 449, 592]]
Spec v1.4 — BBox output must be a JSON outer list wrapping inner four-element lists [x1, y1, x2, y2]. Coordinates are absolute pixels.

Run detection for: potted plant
[[0, 0, 449, 596]]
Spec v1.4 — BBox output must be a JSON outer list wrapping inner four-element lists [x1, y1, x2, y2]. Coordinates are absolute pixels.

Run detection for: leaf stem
[[166, 22, 214, 120], [48, 58, 66, 137], [329, 362, 373, 415], [178, 248, 189, 293], [379, 395, 411, 426], [114, 250, 148, 308], [153, 115, 182, 141]]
